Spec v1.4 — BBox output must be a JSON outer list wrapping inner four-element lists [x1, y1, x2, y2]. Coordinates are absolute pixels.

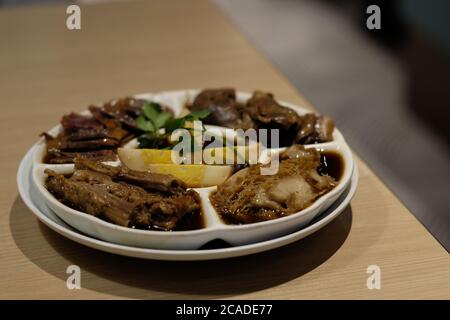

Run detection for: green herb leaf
[[137, 132, 165, 149], [165, 117, 186, 133], [142, 102, 162, 121], [153, 111, 172, 129], [137, 104, 210, 149], [136, 116, 155, 132]]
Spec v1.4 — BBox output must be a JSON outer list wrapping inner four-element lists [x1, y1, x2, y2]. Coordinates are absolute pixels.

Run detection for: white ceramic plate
[[18, 147, 358, 261], [29, 90, 354, 249]]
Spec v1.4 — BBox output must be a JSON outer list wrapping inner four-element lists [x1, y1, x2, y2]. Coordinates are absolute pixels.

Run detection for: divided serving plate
[[27, 90, 355, 250]]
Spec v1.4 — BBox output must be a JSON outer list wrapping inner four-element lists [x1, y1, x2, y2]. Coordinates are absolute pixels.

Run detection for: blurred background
[[1, 0, 449, 250]]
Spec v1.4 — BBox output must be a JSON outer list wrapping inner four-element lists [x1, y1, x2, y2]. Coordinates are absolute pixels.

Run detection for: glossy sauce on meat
[[210, 146, 344, 225], [45, 159, 205, 231]]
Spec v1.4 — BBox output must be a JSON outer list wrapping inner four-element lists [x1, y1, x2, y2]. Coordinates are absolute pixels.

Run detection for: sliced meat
[[74, 157, 120, 175], [66, 127, 127, 141], [42, 132, 119, 151], [45, 169, 134, 227], [43, 97, 143, 164], [44, 148, 117, 164], [99, 97, 145, 129], [132, 189, 201, 230], [74, 157, 187, 194], [118, 166, 187, 194], [45, 163, 202, 231], [61, 113, 103, 131], [88, 105, 123, 129]]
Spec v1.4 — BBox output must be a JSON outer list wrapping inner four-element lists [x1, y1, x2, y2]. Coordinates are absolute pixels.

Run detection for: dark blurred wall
[[340, 0, 450, 142], [401, 0, 450, 143]]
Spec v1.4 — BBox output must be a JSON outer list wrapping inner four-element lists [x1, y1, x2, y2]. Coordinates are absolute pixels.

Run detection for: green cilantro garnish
[[136, 102, 210, 149]]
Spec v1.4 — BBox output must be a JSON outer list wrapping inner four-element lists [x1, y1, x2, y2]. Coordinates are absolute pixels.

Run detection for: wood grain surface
[[0, 0, 448, 299]]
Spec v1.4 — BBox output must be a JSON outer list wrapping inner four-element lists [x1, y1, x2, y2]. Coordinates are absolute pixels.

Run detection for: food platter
[[18, 146, 358, 261], [17, 89, 357, 258]]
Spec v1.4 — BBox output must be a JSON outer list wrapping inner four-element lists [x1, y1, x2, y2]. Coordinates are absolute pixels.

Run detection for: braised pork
[[42, 97, 144, 164], [45, 160, 202, 231], [44, 149, 117, 164], [210, 145, 337, 224], [74, 158, 186, 194], [95, 97, 145, 130], [189, 88, 335, 146], [189, 88, 255, 129]]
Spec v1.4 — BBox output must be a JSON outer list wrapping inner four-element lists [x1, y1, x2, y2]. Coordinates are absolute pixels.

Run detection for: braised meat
[[43, 131, 120, 150], [210, 145, 337, 224], [189, 88, 255, 129], [93, 97, 145, 130], [245, 91, 300, 130], [244, 91, 301, 146], [61, 113, 104, 131], [189, 88, 335, 146], [294, 113, 334, 144], [45, 160, 202, 231], [44, 149, 117, 164], [46, 170, 134, 227], [74, 158, 186, 194], [43, 97, 144, 164]]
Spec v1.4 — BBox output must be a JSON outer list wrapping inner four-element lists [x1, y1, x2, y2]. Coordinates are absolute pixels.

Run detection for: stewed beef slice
[[45, 163, 202, 231], [44, 149, 117, 164], [74, 158, 187, 194], [45, 169, 134, 227]]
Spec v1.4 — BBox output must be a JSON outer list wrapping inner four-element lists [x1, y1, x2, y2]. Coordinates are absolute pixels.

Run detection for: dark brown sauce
[[318, 151, 344, 181], [174, 210, 205, 231], [130, 210, 205, 231]]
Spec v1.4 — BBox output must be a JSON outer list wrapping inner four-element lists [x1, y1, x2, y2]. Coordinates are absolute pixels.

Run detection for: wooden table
[[0, 0, 448, 299]]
